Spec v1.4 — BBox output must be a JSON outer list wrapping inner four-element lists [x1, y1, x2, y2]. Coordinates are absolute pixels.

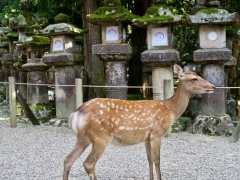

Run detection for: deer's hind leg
[[63, 137, 90, 180], [83, 136, 112, 180]]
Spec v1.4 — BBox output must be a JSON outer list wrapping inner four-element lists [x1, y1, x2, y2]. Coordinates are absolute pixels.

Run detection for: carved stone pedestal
[[141, 49, 179, 100], [92, 44, 132, 100], [43, 53, 83, 119], [22, 59, 49, 105], [194, 48, 231, 116]]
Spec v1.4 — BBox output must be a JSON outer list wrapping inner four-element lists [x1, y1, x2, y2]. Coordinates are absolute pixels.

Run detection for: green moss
[[133, 5, 177, 26], [55, 13, 69, 23], [29, 35, 50, 45], [103, 0, 121, 7], [75, 35, 84, 42], [87, 6, 139, 24], [30, 104, 53, 111], [199, 8, 220, 15], [25, 24, 42, 36], [0, 42, 9, 47], [6, 32, 18, 39]]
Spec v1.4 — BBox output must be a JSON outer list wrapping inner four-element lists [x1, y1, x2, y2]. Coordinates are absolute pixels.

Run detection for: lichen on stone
[[187, 8, 239, 25], [37, 23, 87, 36]]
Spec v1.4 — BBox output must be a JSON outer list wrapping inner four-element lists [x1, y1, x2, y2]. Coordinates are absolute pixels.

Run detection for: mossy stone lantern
[[87, 0, 138, 99], [0, 40, 9, 83], [133, 0, 181, 100], [20, 35, 50, 106], [187, 1, 239, 118], [37, 13, 86, 120]]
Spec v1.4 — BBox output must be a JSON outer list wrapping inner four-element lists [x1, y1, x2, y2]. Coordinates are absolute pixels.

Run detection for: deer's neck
[[166, 81, 192, 121]]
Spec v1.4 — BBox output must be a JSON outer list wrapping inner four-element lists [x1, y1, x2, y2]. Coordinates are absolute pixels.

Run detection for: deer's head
[[173, 64, 215, 94]]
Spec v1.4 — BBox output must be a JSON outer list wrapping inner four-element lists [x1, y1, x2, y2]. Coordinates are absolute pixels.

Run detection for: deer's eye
[[192, 78, 198, 81]]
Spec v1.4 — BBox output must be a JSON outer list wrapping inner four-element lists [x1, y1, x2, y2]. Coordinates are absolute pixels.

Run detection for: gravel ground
[[0, 119, 240, 180]]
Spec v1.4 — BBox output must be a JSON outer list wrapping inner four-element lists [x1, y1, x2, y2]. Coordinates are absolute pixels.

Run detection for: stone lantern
[[87, 0, 138, 99], [187, 2, 238, 115], [187, 0, 239, 135], [1, 29, 18, 79], [38, 13, 86, 120], [0, 41, 9, 81], [133, 0, 181, 100], [20, 35, 50, 106], [0, 28, 10, 97]]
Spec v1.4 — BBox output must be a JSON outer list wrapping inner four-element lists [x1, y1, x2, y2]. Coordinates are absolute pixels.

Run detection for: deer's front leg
[[150, 138, 162, 180], [145, 141, 154, 180]]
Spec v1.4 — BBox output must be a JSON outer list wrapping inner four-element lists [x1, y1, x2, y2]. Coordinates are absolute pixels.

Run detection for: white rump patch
[[70, 112, 86, 134]]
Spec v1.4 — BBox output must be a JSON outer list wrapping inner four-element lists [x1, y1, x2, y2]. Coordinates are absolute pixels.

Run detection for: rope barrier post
[[9, 77, 17, 128], [164, 79, 173, 137], [75, 78, 83, 109]]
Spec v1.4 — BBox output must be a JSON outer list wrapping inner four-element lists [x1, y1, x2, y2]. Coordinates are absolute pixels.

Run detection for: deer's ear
[[173, 64, 185, 79]]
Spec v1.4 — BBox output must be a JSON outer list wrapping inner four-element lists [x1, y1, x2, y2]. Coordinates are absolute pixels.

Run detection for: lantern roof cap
[[37, 23, 87, 36], [187, 8, 239, 25], [16, 35, 50, 47], [133, 5, 182, 27], [87, 0, 139, 25]]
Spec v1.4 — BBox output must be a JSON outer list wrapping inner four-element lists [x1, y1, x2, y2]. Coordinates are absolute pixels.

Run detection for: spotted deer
[[63, 64, 215, 180]]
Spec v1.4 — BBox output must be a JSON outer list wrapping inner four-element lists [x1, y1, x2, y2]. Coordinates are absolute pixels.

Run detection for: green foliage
[[0, 0, 19, 22]]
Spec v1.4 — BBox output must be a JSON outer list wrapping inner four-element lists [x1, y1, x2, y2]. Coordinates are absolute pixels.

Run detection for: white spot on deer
[[116, 109, 119, 113], [115, 121, 119, 125], [107, 101, 110, 106], [111, 103, 115, 108], [119, 126, 125, 130], [100, 110, 104, 115], [125, 108, 129, 112], [100, 103, 104, 108]]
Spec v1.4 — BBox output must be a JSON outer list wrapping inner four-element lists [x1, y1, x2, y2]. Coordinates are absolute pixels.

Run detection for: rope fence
[[0, 81, 240, 89]]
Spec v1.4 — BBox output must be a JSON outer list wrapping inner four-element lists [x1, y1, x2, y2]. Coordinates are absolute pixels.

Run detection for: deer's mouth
[[206, 89, 215, 93]]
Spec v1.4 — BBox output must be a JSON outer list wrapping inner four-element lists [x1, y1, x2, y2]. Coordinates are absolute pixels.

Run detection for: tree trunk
[[127, 0, 150, 95], [82, 0, 105, 101], [229, 16, 240, 98]]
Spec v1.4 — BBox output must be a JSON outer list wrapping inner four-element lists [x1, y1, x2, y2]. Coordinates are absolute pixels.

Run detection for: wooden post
[[164, 79, 173, 137], [75, 78, 83, 109], [16, 91, 40, 125], [9, 77, 17, 128]]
